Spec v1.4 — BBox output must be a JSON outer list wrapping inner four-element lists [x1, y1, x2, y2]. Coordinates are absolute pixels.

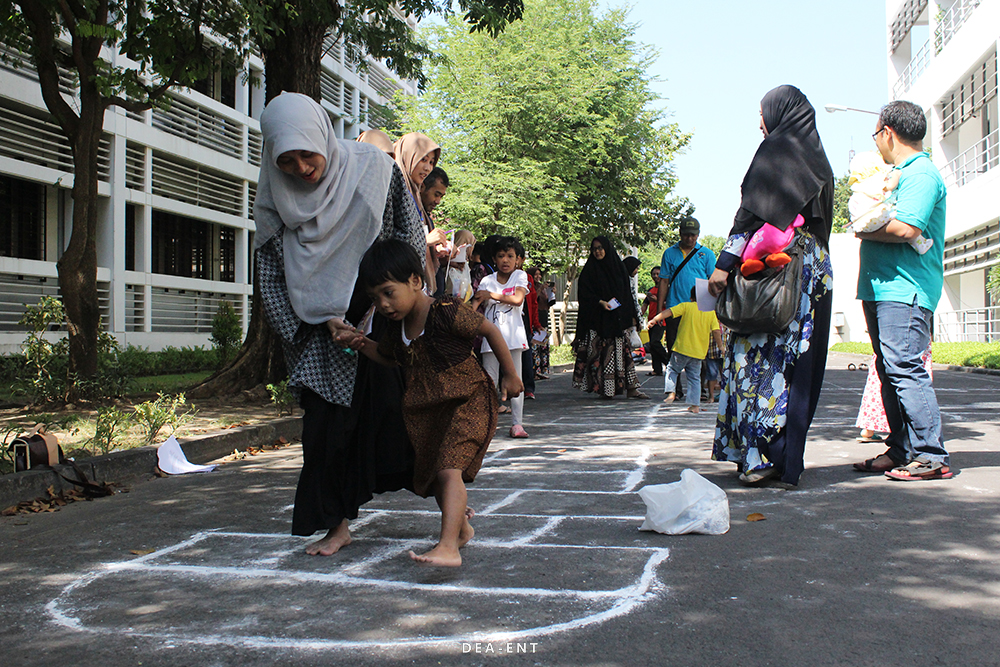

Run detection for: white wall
[[828, 233, 868, 345]]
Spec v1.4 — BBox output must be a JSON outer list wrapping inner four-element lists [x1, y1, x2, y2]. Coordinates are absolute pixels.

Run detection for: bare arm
[[479, 319, 524, 399], [352, 335, 397, 367], [856, 219, 923, 243], [646, 307, 674, 329], [474, 286, 528, 307]]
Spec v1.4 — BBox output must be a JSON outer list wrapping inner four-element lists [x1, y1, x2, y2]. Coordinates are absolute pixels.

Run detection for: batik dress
[[712, 228, 834, 485], [378, 297, 499, 497]]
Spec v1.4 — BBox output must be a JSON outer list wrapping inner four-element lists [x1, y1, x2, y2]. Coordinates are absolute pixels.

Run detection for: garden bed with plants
[[1, 298, 297, 476]]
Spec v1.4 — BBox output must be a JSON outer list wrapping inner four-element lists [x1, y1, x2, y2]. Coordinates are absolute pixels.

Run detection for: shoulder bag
[[715, 233, 805, 335]]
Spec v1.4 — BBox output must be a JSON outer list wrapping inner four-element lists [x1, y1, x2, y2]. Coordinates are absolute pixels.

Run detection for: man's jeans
[[863, 299, 947, 465]]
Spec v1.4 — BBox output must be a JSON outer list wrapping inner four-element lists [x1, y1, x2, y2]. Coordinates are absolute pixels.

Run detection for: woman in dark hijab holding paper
[[254, 93, 424, 555], [707, 85, 834, 487], [573, 236, 648, 400]]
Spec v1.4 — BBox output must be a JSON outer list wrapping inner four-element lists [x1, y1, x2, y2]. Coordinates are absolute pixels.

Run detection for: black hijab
[[576, 236, 636, 339], [735, 85, 834, 243]]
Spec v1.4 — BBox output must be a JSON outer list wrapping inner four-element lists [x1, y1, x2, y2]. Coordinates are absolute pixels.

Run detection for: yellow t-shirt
[[668, 301, 720, 360]]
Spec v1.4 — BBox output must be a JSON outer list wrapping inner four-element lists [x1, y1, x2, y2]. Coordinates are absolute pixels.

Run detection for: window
[[220, 226, 235, 283], [152, 211, 208, 279], [0, 174, 45, 260], [125, 204, 136, 271]]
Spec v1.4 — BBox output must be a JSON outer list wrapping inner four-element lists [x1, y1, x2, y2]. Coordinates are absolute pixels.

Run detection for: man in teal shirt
[[854, 100, 950, 481]]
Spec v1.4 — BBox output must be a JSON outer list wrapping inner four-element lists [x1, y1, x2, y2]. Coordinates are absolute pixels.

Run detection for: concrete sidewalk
[[2, 352, 999, 666]]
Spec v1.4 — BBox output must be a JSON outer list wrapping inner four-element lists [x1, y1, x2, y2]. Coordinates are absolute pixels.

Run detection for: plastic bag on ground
[[638, 469, 730, 535]]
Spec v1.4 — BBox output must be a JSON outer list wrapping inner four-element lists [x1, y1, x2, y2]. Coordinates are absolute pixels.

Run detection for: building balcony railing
[[941, 126, 1000, 188], [892, 0, 981, 98], [935, 304, 1000, 343]]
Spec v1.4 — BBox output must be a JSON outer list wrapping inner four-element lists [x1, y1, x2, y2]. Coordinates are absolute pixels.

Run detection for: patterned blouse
[[256, 164, 425, 407]]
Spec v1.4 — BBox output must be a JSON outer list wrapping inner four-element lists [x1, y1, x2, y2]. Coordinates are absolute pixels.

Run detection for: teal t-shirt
[[856, 152, 946, 310]]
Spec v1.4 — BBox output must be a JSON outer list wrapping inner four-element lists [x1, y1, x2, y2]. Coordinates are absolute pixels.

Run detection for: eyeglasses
[[872, 127, 886, 141]]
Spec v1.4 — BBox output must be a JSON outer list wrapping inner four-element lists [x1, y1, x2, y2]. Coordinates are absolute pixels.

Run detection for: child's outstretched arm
[[645, 308, 674, 329], [479, 319, 524, 399], [350, 334, 397, 367]]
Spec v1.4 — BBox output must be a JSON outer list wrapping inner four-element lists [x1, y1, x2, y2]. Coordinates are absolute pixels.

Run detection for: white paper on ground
[[156, 435, 217, 474], [695, 278, 718, 312]]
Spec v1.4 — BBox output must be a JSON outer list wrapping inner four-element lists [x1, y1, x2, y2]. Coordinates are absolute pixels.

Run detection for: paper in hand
[[695, 278, 718, 312]]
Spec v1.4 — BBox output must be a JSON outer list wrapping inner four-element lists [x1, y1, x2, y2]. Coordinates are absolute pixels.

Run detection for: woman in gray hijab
[[254, 93, 424, 555]]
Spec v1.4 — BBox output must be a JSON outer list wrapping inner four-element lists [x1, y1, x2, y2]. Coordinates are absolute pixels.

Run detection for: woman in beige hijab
[[357, 129, 395, 157], [394, 132, 447, 291]]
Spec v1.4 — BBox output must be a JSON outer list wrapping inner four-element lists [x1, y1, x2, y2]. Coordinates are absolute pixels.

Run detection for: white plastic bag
[[638, 469, 730, 535]]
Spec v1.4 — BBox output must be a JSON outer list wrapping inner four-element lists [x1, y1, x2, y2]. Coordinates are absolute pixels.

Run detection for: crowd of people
[[254, 83, 951, 568]]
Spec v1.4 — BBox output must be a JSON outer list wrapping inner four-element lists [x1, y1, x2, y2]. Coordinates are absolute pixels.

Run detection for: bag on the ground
[[638, 469, 730, 535], [715, 232, 804, 335], [627, 327, 643, 349], [10, 424, 65, 472]]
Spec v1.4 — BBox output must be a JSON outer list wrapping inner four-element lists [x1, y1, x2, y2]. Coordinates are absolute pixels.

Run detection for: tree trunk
[[189, 21, 329, 398], [187, 287, 286, 398], [57, 84, 106, 399]]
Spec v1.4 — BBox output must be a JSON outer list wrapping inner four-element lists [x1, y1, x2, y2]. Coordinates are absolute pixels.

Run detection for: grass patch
[[832, 341, 1000, 369], [830, 342, 874, 356], [131, 371, 213, 395], [550, 344, 575, 366]]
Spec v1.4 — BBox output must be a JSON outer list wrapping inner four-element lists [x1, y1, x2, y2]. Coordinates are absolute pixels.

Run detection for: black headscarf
[[734, 85, 834, 244], [576, 236, 636, 339]]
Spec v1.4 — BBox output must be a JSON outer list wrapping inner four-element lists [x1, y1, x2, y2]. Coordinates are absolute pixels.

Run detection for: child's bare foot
[[687, 405, 701, 414], [305, 520, 351, 556], [458, 517, 475, 548], [465, 506, 475, 520], [662, 393, 675, 404], [409, 545, 462, 567]]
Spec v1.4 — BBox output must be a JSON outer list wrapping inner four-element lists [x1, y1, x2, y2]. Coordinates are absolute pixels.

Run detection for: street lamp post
[[824, 104, 881, 168]]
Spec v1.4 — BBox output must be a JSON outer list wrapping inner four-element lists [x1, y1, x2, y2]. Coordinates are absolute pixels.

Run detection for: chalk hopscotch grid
[[46, 404, 673, 652]]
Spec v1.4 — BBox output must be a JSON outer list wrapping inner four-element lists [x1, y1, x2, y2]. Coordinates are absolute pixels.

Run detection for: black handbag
[[715, 233, 805, 335]]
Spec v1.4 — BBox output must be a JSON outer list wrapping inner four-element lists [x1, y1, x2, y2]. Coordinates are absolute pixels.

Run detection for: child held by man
[[647, 287, 724, 413], [347, 239, 523, 567]]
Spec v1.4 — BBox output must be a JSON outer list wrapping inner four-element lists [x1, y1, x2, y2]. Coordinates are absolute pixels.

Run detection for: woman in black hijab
[[707, 85, 834, 487], [572, 236, 648, 399]]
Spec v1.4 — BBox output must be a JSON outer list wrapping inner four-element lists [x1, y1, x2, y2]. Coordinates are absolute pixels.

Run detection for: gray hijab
[[253, 93, 393, 324]]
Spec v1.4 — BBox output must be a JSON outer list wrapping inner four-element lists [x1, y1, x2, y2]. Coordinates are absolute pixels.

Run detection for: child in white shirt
[[471, 236, 530, 438]]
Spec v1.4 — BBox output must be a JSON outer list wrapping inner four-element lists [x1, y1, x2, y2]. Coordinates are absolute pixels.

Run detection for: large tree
[[190, 0, 525, 397], [393, 0, 689, 338], [1, 0, 246, 398]]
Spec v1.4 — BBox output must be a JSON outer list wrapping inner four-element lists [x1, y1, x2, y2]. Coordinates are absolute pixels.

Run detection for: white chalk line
[[478, 490, 524, 515], [45, 529, 670, 652], [48, 411, 669, 652]]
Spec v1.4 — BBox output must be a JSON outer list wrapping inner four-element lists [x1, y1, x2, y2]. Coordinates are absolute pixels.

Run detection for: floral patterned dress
[[855, 345, 933, 432], [712, 228, 834, 483]]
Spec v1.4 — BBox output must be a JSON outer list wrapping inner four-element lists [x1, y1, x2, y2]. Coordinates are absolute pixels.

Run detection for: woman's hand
[[708, 268, 730, 297], [326, 317, 357, 346], [598, 300, 612, 311]]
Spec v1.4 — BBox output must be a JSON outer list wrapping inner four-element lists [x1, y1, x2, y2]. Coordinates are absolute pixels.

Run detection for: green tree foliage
[[392, 0, 690, 282], [832, 173, 852, 233], [1, 0, 247, 397], [210, 300, 243, 366]]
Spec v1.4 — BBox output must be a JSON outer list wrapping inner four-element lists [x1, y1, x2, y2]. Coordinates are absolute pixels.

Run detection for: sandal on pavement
[[738, 466, 779, 485], [498, 405, 511, 414], [856, 434, 885, 443], [885, 460, 953, 481], [628, 389, 649, 399], [853, 453, 897, 473]]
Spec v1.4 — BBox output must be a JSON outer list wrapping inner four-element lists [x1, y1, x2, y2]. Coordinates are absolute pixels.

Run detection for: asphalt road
[[2, 351, 999, 667]]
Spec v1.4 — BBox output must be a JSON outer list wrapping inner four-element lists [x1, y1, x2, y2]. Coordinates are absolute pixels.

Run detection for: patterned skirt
[[572, 329, 639, 398], [712, 230, 833, 485]]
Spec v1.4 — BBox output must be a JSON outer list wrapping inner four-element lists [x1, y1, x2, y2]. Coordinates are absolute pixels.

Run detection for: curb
[[1, 416, 302, 509]]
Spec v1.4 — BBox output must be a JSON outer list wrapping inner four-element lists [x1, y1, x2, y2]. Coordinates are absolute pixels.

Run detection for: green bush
[[210, 300, 243, 366], [829, 342, 874, 356], [831, 341, 1000, 369], [133, 393, 194, 444], [266, 379, 295, 416]]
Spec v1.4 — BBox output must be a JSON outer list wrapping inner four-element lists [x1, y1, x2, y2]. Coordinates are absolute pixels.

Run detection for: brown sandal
[[853, 453, 897, 473]]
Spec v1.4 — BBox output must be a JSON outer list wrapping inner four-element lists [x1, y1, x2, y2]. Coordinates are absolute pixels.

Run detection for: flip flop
[[885, 460, 953, 481], [855, 435, 885, 443], [853, 453, 897, 473]]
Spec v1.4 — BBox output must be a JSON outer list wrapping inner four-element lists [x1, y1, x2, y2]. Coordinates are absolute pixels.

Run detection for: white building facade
[[886, 0, 999, 342], [0, 29, 416, 355]]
